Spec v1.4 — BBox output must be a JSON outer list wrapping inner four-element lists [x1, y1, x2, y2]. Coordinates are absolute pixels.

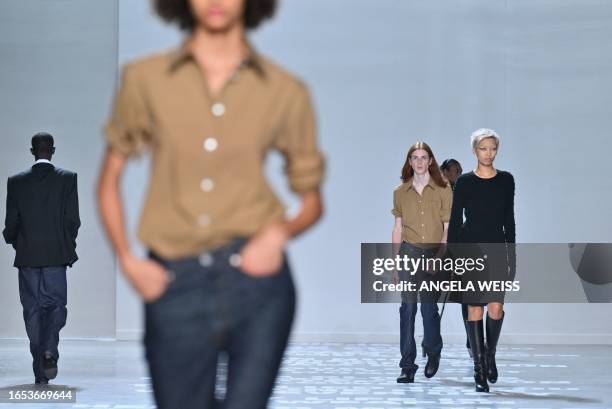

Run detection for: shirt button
[[200, 178, 214, 192], [203, 138, 218, 152], [198, 214, 211, 227], [211, 102, 225, 117], [199, 252, 214, 267], [228, 253, 242, 268], [421, 211, 424, 215]]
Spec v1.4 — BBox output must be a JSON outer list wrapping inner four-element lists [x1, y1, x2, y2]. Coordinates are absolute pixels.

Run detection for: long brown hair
[[400, 142, 447, 187]]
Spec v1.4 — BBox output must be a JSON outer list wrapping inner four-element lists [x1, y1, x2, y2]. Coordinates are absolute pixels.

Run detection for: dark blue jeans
[[398, 242, 443, 370], [145, 239, 295, 409], [399, 302, 442, 369], [18, 266, 67, 379]]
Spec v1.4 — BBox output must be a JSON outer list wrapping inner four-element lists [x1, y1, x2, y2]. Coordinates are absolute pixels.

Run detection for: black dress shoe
[[35, 377, 49, 384], [43, 353, 58, 380], [424, 354, 440, 378], [396, 367, 417, 383]]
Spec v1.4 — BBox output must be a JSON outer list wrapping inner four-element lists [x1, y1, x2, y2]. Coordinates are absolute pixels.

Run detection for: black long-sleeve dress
[[447, 170, 515, 304]]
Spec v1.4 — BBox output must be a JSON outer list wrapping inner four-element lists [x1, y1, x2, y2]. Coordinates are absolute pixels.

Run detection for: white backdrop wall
[[1, 0, 612, 343], [114, 0, 612, 344], [0, 0, 118, 338]]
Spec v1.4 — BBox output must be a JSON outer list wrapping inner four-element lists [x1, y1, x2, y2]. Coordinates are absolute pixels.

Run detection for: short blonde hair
[[471, 128, 500, 150]]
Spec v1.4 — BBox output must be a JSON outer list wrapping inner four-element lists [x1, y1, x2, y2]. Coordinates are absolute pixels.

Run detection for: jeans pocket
[[144, 267, 180, 306], [234, 252, 290, 282]]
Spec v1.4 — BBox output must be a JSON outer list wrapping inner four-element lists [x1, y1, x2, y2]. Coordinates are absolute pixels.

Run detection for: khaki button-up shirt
[[392, 177, 452, 244], [104, 43, 325, 259]]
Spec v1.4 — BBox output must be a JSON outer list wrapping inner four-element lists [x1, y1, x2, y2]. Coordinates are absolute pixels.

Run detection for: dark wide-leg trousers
[[18, 266, 67, 379]]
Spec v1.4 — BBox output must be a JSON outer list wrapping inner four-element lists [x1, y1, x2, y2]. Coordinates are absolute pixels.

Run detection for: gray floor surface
[[0, 340, 610, 408]]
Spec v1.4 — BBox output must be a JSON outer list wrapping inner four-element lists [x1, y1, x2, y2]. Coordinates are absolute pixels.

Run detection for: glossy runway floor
[[0, 340, 611, 408]]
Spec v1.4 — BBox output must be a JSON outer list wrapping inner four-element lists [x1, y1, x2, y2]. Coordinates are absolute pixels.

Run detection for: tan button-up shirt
[[104, 43, 325, 259], [392, 177, 452, 244]]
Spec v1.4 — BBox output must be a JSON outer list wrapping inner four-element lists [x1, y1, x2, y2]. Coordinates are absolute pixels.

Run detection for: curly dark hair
[[153, 0, 277, 31]]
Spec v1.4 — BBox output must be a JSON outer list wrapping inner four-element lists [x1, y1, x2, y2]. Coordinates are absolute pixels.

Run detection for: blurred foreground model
[[96, 0, 325, 408]]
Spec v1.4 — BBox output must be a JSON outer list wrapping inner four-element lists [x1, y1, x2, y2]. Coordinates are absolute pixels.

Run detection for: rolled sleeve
[[104, 64, 153, 157], [440, 185, 452, 223], [274, 81, 325, 194], [391, 189, 401, 217]]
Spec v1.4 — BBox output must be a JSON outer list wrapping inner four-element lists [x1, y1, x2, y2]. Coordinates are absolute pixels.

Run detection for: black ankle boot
[[424, 354, 440, 378], [466, 320, 489, 393], [397, 366, 418, 383], [486, 312, 504, 384]]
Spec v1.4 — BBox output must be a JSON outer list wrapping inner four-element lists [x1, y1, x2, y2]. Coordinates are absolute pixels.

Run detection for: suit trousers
[[18, 266, 67, 379]]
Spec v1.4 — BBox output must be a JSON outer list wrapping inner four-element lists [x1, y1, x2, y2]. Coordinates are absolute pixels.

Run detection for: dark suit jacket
[[3, 162, 80, 268]]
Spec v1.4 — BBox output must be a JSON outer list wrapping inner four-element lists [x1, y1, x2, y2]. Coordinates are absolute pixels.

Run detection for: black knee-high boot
[[486, 312, 504, 384], [462, 304, 472, 357], [466, 320, 489, 392]]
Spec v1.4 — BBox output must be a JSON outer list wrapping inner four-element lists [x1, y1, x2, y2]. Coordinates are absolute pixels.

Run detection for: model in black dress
[[447, 129, 515, 393]]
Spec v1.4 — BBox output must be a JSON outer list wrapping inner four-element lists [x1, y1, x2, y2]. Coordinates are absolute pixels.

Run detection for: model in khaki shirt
[[96, 2, 324, 303], [391, 141, 451, 384], [392, 149, 452, 247]]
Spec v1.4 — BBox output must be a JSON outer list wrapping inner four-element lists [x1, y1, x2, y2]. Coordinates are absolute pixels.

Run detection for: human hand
[[119, 252, 170, 302], [240, 223, 289, 277]]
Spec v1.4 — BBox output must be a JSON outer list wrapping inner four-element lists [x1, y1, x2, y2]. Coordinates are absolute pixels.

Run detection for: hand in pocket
[[240, 223, 288, 277], [120, 253, 170, 302]]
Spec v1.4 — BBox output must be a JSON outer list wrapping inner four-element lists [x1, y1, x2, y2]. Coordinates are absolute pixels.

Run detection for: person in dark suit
[[3, 132, 80, 384]]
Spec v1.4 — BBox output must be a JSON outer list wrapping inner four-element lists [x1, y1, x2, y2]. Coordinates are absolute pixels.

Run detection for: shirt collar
[[405, 176, 438, 191], [34, 158, 52, 165], [168, 39, 265, 77]]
